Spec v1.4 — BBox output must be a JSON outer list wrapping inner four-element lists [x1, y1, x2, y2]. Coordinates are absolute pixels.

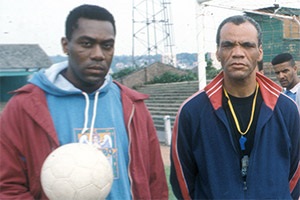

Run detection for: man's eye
[[102, 43, 114, 50], [80, 41, 92, 47], [242, 43, 255, 48], [221, 43, 233, 48], [282, 70, 289, 73]]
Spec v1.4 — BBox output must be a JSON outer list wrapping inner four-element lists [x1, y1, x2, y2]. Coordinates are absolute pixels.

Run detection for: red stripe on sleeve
[[171, 115, 191, 200], [290, 161, 300, 193]]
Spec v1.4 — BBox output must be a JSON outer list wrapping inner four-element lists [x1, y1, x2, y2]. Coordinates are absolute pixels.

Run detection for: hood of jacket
[[28, 61, 111, 96]]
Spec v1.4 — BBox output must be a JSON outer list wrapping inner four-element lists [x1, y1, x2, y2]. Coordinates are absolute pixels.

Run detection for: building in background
[[245, 6, 300, 75], [0, 44, 52, 102]]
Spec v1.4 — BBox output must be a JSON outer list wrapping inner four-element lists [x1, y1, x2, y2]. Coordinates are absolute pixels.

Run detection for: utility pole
[[132, 0, 175, 67], [196, 0, 211, 90]]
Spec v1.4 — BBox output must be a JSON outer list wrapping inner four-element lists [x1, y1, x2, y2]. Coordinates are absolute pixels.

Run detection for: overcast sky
[[0, 0, 299, 56]]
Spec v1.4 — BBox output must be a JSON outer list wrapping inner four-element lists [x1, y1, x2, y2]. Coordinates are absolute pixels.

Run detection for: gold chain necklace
[[223, 82, 259, 150]]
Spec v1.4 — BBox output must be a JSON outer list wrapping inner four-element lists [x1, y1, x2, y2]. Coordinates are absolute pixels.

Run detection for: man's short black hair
[[65, 4, 116, 40], [216, 15, 262, 47], [271, 53, 295, 66]]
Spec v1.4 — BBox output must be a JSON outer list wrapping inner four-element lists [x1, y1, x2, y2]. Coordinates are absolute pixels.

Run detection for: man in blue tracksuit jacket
[[170, 15, 300, 199]]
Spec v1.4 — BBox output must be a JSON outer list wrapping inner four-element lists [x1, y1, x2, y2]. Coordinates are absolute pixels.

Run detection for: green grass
[[165, 166, 176, 200]]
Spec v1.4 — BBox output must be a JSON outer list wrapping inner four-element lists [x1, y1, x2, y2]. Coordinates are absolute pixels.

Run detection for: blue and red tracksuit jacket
[[170, 71, 300, 199]]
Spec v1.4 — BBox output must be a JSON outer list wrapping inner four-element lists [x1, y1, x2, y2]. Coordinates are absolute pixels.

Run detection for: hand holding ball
[[41, 143, 113, 200]]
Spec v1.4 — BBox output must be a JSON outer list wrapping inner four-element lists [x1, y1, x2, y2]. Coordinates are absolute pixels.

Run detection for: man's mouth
[[279, 80, 288, 85], [230, 62, 246, 69], [231, 62, 245, 66], [86, 65, 105, 74]]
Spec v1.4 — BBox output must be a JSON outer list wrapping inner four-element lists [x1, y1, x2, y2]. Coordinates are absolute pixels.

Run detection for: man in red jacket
[[0, 4, 168, 199]]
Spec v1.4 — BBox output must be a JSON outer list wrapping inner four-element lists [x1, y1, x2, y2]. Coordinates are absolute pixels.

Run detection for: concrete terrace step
[[147, 106, 179, 113], [139, 85, 199, 91], [142, 91, 198, 96], [150, 110, 178, 117], [152, 115, 176, 120], [148, 94, 191, 101], [140, 81, 199, 88], [138, 82, 198, 91], [141, 89, 197, 94], [141, 90, 197, 95], [152, 121, 175, 132], [144, 99, 186, 104], [155, 125, 165, 132], [153, 118, 175, 125], [146, 103, 182, 108], [140, 88, 198, 94], [146, 95, 190, 101]]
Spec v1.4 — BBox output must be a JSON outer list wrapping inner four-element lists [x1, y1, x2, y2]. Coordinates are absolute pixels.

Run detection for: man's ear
[[216, 47, 221, 62], [258, 45, 263, 62], [293, 65, 298, 73], [61, 37, 69, 55]]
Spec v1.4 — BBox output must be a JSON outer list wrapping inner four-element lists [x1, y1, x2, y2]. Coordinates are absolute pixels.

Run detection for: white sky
[[0, 0, 299, 56]]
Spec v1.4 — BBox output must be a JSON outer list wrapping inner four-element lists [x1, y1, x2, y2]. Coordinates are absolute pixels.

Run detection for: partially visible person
[[272, 52, 300, 107], [170, 15, 300, 199], [256, 59, 264, 74], [0, 4, 168, 199]]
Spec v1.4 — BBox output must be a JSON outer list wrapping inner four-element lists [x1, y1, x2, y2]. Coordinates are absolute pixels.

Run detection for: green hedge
[[147, 71, 198, 84]]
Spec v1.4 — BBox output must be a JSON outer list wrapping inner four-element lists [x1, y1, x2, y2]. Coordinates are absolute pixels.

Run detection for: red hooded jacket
[[0, 81, 168, 199]]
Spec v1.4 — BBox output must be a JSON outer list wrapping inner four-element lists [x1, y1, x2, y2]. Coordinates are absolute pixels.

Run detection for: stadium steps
[[136, 81, 199, 132]]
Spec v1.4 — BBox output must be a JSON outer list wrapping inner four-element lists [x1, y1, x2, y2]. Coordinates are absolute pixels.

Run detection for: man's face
[[61, 18, 115, 92], [273, 61, 298, 90], [216, 22, 263, 82]]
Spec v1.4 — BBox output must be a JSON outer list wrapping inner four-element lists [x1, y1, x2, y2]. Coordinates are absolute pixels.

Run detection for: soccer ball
[[41, 143, 113, 200]]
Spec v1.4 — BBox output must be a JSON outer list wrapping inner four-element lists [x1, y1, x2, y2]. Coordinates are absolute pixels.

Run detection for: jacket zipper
[[127, 104, 135, 199], [241, 154, 249, 191]]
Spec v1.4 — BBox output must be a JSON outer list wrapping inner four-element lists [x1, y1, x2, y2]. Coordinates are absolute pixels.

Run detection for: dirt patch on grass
[[160, 144, 170, 166]]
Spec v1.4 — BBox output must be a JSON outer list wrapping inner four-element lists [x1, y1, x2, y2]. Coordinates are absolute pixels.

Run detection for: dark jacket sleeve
[[288, 103, 300, 199]]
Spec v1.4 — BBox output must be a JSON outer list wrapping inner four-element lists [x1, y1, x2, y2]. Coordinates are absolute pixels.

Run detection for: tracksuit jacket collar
[[204, 71, 282, 111]]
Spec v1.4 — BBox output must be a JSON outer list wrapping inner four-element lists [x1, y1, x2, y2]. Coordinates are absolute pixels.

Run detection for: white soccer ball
[[41, 143, 113, 200]]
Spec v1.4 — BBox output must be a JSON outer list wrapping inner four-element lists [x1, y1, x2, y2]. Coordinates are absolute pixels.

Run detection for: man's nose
[[232, 45, 245, 58], [91, 45, 105, 60], [278, 72, 285, 79]]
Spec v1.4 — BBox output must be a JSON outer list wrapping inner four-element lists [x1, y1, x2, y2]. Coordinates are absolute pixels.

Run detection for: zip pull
[[241, 155, 249, 191], [243, 181, 247, 191], [241, 155, 249, 177]]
